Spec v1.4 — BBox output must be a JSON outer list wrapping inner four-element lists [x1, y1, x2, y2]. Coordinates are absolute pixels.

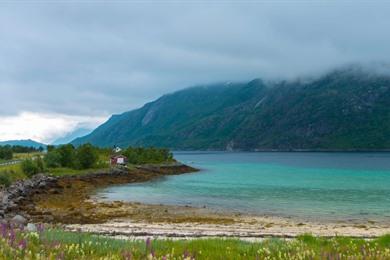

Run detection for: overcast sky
[[1, 1, 390, 143]]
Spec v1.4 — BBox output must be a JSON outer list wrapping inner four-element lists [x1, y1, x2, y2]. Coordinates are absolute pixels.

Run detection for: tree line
[[122, 147, 174, 164], [0, 145, 43, 160], [17, 144, 175, 178], [19, 144, 103, 177], [44, 144, 101, 169]]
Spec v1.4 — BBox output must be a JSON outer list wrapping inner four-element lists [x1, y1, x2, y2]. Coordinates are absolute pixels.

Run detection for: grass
[[0, 164, 26, 187], [0, 149, 172, 187], [0, 152, 44, 163], [13, 152, 44, 160], [0, 152, 44, 186], [47, 167, 110, 177], [1, 225, 390, 259], [0, 160, 110, 187]]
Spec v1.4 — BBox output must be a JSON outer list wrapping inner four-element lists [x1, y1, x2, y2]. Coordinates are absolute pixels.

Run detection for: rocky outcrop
[[135, 163, 198, 174], [0, 164, 197, 224], [0, 174, 59, 221]]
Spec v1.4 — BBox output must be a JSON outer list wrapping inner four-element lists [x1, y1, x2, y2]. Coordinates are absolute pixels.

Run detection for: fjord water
[[98, 152, 390, 222]]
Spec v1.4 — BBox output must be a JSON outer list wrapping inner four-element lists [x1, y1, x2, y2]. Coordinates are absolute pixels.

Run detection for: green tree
[[0, 146, 13, 160], [122, 146, 174, 164], [58, 144, 75, 167], [35, 156, 45, 172], [76, 144, 98, 169], [44, 150, 62, 168], [21, 159, 39, 177], [46, 145, 55, 152]]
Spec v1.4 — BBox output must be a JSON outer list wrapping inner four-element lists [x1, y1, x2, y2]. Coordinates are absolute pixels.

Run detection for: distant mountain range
[[52, 128, 92, 145], [72, 66, 390, 151], [0, 139, 47, 149]]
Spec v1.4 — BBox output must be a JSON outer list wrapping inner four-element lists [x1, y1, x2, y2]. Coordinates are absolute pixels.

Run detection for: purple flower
[[184, 249, 189, 258], [1, 223, 8, 238], [18, 239, 27, 250], [146, 237, 151, 248], [37, 223, 45, 233], [8, 228, 15, 246], [162, 256, 167, 260]]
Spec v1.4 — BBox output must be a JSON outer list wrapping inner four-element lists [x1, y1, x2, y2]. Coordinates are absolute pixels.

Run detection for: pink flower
[[18, 239, 27, 250]]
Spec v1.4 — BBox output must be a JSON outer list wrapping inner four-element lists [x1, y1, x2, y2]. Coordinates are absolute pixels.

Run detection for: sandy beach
[[64, 200, 390, 240]]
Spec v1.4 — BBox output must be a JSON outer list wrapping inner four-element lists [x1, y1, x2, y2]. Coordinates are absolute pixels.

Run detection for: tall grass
[[0, 164, 26, 187], [1, 225, 390, 259]]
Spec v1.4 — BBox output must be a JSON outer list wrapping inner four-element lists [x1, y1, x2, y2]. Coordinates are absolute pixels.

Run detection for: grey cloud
[[1, 1, 390, 117]]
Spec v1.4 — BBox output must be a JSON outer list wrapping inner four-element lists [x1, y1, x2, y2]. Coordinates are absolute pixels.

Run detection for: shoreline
[[63, 200, 390, 239], [2, 164, 390, 239], [174, 149, 390, 153]]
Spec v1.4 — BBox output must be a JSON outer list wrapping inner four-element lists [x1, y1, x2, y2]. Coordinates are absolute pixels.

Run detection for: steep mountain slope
[[72, 67, 390, 150]]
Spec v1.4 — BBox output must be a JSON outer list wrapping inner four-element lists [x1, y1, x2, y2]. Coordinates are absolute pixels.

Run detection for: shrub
[[76, 144, 98, 169], [21, 159, 40, 177], [44, 150, 62, 168], [0, 173, 11, 187], [123, 147, 174, 164], [35, 156, 45, 172], [0, 146, 13, 160], [58, 144, 76, 168]]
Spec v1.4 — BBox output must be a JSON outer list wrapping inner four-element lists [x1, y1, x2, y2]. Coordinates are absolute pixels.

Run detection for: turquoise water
[[98, 152, 390, 222]]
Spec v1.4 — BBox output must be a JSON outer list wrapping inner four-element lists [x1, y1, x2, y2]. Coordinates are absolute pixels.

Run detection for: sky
[[1, 1, 390, 143]]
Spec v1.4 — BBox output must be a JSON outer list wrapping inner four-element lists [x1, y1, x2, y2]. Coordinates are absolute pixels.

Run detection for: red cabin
[[110, 155, 128, 166]]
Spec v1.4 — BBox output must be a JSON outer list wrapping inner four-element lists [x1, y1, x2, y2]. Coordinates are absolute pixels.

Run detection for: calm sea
[[97, 152, 390, 222]]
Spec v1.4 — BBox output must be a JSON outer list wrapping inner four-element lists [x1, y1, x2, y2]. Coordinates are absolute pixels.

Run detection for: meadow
[[1, 224, 390, 259]]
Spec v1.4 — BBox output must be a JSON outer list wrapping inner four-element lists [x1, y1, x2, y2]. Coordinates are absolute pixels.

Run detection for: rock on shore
[[0, 174, 59, 221], [0, 164, 197, 224]]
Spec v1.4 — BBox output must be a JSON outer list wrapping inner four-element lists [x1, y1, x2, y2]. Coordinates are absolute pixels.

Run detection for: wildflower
[[1, 223, 7, 238], [18, 239, 27, 250], [8, 228, 15, 246], [146, 237, 151, 248], [37, 223, 45, 233]]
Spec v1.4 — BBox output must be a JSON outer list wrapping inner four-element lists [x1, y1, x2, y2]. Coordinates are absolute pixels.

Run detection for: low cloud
[[0, 112, 106, 143], [1, 1, 390, 141]]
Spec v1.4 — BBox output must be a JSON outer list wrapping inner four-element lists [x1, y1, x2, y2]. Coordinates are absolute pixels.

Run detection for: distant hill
[[72, 66, 390, 151], [0, 139, 47, 149], [52, 128, 92, 145]]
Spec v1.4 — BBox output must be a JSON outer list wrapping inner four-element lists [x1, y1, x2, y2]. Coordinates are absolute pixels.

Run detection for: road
[[0, 160, 22, 167]]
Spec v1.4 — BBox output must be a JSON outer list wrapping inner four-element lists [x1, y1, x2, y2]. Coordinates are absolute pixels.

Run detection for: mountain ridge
[[0, 139, 47, 149], [52, 128, 92, 145], [72, 67, 390, 150]]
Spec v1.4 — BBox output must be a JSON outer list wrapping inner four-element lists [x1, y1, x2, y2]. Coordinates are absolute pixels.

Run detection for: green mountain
[[0, 139, 47, 149], [72, 67, 390, 151]]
